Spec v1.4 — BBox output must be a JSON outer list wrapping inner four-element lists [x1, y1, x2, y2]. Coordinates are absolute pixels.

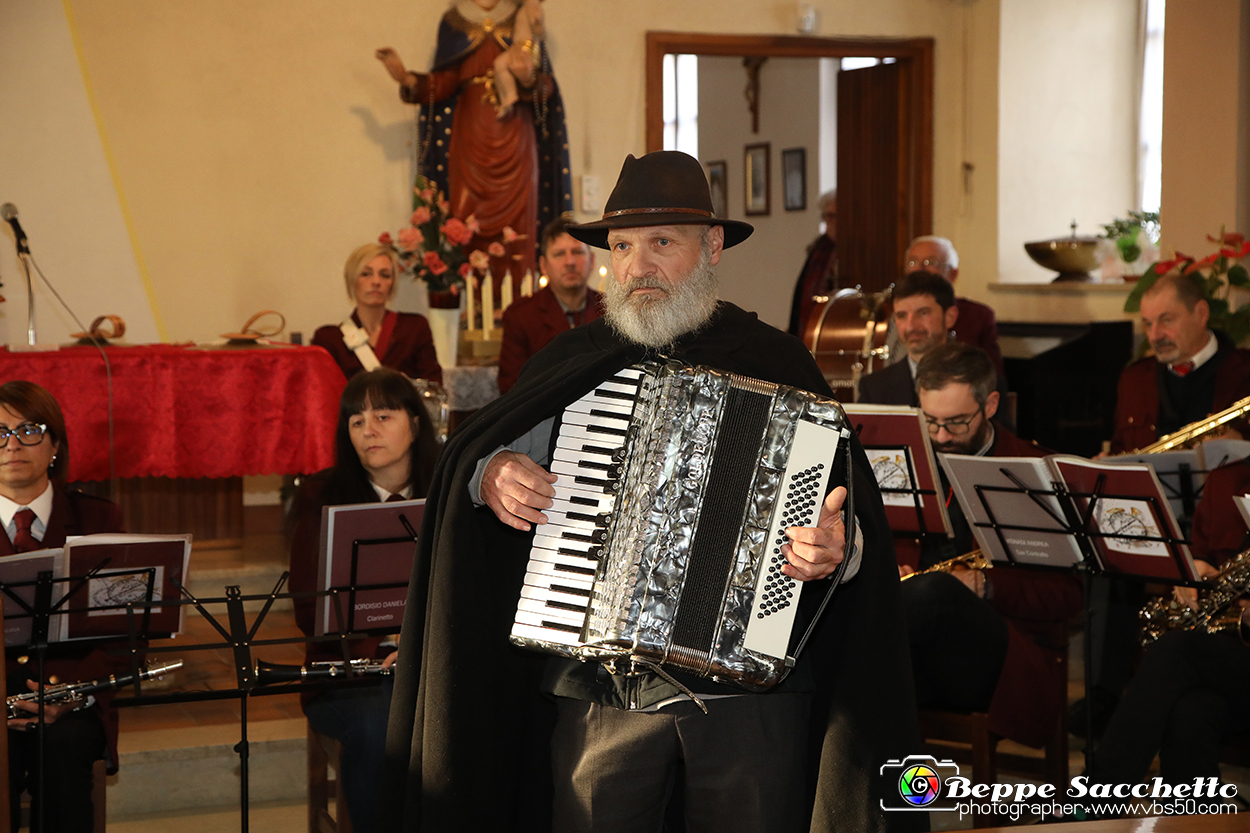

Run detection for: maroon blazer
[[953, 296, 1005, 375], [3, 487, 126, 770], [1190, 459, 1250, 568], [312, 310, 443, 384], [1109, 342, 1250, 453], [497, 286, 603, 393], [979, 428, 1083, 747]]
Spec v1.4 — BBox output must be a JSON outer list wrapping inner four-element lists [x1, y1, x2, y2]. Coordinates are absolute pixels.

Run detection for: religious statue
[[376, 0, 571, 291]]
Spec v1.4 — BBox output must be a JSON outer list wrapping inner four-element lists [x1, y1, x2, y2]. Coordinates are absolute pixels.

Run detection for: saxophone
[[7, 659, 182, 719], [1128, 394, 1250, 454], [1139, 547, 1250, 646], [901, 549, 992, 580]]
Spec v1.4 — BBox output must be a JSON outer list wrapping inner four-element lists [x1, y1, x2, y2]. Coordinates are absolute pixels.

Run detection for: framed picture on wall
[[706, 160, 728, 219], [744, 142, 770, 216], [781, 148, 807, 212]]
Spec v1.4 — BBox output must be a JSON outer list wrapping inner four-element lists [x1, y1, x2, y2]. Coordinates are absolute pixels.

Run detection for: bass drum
[[801, 287, 893, 401]]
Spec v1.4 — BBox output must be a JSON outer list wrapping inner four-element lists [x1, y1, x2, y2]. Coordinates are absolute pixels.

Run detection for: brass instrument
[[1140, 547, 1250, 646], [7, 659, 182, 720], [1128, 394, 1250, 454], [253, 658, 392, 686], [901, 549, 992, 580]]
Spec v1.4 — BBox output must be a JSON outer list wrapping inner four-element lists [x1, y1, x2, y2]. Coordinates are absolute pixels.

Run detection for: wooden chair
[[917, 623, 1071, 828], [307, 725, 352, 833]]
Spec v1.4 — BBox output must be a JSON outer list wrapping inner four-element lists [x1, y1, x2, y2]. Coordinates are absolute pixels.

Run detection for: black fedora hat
[[567, 151, 754, 250]]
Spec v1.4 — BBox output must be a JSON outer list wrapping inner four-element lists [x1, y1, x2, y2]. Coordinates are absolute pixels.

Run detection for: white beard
[[603, 247, 719, 349]]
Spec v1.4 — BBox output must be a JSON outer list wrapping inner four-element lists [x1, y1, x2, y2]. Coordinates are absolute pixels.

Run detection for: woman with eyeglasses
[[287, 368, 439, 833], [0, 380, 124, 832]]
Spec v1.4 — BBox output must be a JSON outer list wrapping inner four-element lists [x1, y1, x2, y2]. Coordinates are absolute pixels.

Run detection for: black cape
[[381, 303, 924, 832]]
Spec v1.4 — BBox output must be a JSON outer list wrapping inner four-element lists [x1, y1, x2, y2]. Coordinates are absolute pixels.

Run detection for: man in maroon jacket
[[900, 342, 1081, 749], [1109, 272, 1250, 453], [498, 217, 603, 393]]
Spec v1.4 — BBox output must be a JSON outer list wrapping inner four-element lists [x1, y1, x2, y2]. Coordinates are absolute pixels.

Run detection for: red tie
[[1171, 361, 1195, 377], [12, 508, 38, 552]]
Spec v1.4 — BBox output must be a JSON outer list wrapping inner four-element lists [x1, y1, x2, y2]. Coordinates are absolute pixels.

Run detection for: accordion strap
[[789, 443, 856, 665]]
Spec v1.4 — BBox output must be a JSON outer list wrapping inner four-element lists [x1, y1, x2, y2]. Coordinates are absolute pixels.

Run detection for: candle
[[521, 271, 533, 297], [501, 272, 513, 311], [482, 272, 495, 334], [466, 275, 476, 334]]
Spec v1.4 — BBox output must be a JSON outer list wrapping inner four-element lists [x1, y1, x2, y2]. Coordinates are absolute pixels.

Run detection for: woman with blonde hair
[[313, 243, 443, 383]]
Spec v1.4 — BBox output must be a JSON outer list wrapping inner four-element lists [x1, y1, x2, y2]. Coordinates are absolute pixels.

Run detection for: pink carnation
[[466, 214, 481, 234], [458, 262, 473, 278], [469, 250, 491, 271], [410, 206, 432, 226], [419, 188, 436, 203], [488, 241, 507, 258], [397, 226, 424, 250], [438, 199, 451, 215], [423, 250, 448, 276], [377, 231, 393, 245], [441, 218, 473, 246], [501, 226, 519, 243]]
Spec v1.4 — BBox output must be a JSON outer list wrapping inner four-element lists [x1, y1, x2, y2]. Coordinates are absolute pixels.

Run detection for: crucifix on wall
[[743, 56, 767, 133]]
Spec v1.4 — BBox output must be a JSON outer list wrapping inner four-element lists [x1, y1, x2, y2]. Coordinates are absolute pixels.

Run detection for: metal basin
[[1024, 237, 1101, 282]]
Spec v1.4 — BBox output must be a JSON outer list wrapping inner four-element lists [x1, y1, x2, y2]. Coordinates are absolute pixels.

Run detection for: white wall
[[997, 0, 1140, 284], [0, 1, 161, 345], [698, 56, 822, 328]]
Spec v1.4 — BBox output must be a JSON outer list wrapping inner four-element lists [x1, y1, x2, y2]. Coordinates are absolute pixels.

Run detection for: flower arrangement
[[380, 175, 476, 294], [1125, 230, 1250, 344], [1100, 211, 1160, 277]]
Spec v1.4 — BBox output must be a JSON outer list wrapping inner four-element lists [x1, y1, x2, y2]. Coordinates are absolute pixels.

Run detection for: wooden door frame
[[644, 31, 934, 235]]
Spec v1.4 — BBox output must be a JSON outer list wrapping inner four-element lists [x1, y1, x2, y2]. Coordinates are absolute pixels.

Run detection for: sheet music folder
[[0, 533, 191, 647], [842, 404, 952, 537], [316, 499, 423, 636], [940, 453, 1196, 582]]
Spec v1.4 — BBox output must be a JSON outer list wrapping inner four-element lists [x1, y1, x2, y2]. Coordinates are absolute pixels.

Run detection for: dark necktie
[[12, 508, 38, 552], [1171, 360, 1195, 377], [385, 493, 407, 503]]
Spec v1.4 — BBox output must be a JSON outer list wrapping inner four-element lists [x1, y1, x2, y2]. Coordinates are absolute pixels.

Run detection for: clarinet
[[7, 659, 183, 719], [252, 658, 392, 686]]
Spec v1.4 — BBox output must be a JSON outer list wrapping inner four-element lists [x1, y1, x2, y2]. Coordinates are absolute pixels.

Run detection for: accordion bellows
[[510, 362, 851, 691]]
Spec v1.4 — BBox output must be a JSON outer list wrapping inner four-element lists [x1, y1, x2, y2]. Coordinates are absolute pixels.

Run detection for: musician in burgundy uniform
[[858, 271, 959, 407], [898, 343, 1081, 750], [312, 243, 444, 384], [1074, 458, 1250, 817], [382, 151, 920, 833], [1108, 272, 1250, 454], [498, 216, 603, 393], [2, 381, 124, 833], [288, 368, 439, 833]]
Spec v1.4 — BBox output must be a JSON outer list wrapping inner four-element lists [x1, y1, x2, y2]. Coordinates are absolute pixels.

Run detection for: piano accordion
[[509, 362, 852, 691]]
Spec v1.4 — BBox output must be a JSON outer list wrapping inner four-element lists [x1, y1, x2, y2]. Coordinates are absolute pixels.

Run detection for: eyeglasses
[[923, 408, 982, 437], [0, 423, 48, 446], [906, 258, 950, 272]]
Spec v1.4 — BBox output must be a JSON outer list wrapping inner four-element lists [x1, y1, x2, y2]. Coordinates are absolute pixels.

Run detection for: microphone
[[1, 203, 31, 254]]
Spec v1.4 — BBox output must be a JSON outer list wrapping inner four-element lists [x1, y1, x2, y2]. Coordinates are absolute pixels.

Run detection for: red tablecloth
[[0, 344, 346, 481]]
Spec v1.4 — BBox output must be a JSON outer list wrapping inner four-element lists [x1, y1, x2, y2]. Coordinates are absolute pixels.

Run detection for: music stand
[[843, 405, 952, 547], [111, 503, 421, 833], [940, 452, 1198, 772]]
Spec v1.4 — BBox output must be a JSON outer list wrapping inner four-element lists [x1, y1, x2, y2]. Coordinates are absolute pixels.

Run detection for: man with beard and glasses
[[498, 216, 603, 393], [380, 151, 921, 833], [898, 342, 1081, 750], [1108, 272, 1250, 454]]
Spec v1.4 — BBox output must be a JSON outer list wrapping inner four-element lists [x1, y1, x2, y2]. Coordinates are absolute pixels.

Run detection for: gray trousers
[[551, 694, 812, 833]]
